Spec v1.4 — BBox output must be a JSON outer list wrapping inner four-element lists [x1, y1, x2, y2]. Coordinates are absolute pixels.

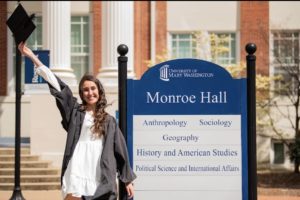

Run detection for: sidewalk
[[1, 190, 299, 200], [0, 190, 62, 200], [259, 197, 300, 200]]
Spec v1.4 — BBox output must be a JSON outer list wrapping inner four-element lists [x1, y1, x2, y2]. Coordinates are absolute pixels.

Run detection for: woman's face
[[82, 80, 100, 107]]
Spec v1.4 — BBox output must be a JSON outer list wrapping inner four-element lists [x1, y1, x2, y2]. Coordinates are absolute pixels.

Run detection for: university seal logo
[[160, 65, 169, 81]]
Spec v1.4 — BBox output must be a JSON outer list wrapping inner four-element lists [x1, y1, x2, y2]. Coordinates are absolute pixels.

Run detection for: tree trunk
[[295, 161, 300, 173]]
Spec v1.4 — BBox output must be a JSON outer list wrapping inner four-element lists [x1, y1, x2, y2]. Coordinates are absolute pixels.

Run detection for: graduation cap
[[6, 3, 36, 45]]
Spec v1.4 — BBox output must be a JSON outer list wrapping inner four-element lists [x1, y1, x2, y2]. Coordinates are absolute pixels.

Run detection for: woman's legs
[[64, 194, 82, 200]]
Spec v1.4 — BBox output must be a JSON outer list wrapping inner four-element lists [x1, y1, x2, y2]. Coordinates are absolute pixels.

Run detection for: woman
[[18, 42, 136, 200]]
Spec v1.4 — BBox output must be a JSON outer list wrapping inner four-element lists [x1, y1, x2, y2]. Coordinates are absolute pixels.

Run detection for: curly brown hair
[[79, 74, 108, 137]]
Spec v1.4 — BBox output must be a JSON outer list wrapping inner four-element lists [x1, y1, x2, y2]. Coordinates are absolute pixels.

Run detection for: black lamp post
[[9, 39, 26, 200], [6, 2, 36, 200]]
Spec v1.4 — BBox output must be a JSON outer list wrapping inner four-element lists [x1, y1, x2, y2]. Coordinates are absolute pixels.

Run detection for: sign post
[[127, 58, 249, 200], [117, 44, 129, 200], [246, 43, 257, 200]]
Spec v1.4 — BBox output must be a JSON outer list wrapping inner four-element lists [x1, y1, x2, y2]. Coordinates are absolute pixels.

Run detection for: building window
[[171, 34, 197, 59], [71, 16, 90, 82], [272, 31, 300, 95], [211, 33, 236, 65], [26, 16, 43, 50], [170, 32, 236, 66], [273, 142, 285, 164]]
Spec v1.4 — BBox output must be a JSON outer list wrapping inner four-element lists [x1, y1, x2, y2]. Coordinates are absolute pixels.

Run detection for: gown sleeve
[[112, 117, 137, 184], [35, 65, 61, 91], [36, 65, 78, 131]]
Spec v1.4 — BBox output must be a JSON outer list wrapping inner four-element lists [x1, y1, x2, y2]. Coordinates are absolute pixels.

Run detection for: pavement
[[1, 190, 300, 200], [259, 197, 300, 200], [0, 190, 62, 200]]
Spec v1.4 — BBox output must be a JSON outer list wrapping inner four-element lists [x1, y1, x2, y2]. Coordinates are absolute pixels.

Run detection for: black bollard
[[117, 44, 128, 200], [246, 43, 257, 200]]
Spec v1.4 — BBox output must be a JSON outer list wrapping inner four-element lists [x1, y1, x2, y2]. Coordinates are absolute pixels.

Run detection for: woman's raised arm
[[18, 42, 61, 92]]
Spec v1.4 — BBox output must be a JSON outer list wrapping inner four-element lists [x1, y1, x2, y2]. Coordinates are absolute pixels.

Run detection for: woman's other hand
[[126, 182, 134, 199]]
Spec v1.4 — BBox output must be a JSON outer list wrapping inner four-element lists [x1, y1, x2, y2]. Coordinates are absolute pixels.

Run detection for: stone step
[[0, 161, 52, 168], [0, 182, 61, 190], [0, 148, 30, 155], [0, 147, 61, 191], [0, 155, 39, 162], [0, 175, 61, 183], [0, 168, 60, 176]]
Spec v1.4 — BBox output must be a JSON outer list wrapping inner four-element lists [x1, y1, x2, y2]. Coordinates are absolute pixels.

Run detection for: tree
[[265, 31, 300, 173]]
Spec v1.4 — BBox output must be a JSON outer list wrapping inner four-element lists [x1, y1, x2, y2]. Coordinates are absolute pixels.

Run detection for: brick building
[[0, 1, 299, 170]]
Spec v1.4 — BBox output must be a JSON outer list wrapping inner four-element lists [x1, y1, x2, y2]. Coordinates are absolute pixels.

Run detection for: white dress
[[36, 65, 104, 198], [61, 111, 104, 198]]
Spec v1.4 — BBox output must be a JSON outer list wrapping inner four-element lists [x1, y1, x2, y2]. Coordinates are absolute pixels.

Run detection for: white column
[[151, 1, 156, 64], [97, 1, 135, 88], [42, 1, 77, 86]]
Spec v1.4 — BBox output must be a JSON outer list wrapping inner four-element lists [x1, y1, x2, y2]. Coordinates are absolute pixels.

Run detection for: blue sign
[[25, 50, 49, 84], [127, 59, 248, 200]]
